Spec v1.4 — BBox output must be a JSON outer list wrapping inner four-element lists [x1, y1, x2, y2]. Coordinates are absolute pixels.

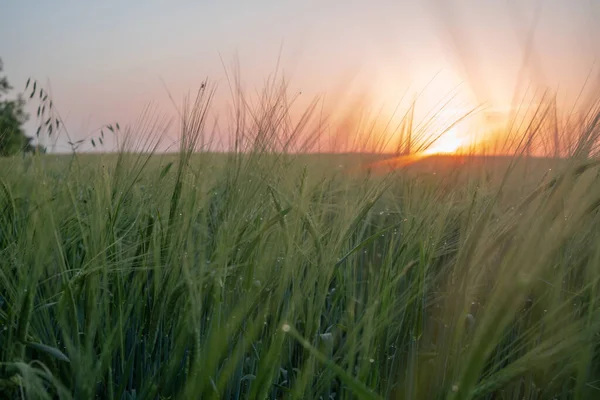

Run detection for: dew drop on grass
[[282, 324, 291, 332]]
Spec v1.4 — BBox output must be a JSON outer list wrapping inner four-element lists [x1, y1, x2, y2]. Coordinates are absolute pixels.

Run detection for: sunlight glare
[[423, 128, 465, 155]]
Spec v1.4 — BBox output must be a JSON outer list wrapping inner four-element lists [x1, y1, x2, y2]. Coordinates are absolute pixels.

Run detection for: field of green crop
[[2, 90, 600, 399]]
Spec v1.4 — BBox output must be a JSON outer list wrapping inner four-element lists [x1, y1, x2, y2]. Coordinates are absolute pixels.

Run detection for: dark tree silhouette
[[0, 58, 40, 155]]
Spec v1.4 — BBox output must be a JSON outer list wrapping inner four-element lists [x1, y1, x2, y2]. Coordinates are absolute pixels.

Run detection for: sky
[[2, 0, 600, 153]]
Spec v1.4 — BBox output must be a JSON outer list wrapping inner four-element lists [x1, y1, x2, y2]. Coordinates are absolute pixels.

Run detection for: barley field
[[2, 89, 600, 400]]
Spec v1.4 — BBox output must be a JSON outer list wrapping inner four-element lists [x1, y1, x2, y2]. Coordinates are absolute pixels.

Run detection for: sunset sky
[[2, 0, 600, 153]]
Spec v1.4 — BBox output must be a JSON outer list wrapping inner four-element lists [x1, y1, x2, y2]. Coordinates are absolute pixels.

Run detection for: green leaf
[[55, 119, 60, 130], [336, 223, 402, 267], [107, 125, 114, 133], [342, 187, 388, 243], [116, 122, 120, 130], [25, 78, 31, 90], [283, 325, 381, 400], [99, 137, 103, 145], [26, 342, 70, 363], [159, 162, 173, 179], [91, 139, 96, 147], [35, 126, 41, 137], [240, 374, 256, 382], [37, 106, 41, 117], [45, 118, 51, 126]]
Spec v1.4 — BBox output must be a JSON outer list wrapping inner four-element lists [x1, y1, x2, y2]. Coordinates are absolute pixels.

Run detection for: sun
[[423, 127, 465, 155], [360, 125, 473, 173]]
